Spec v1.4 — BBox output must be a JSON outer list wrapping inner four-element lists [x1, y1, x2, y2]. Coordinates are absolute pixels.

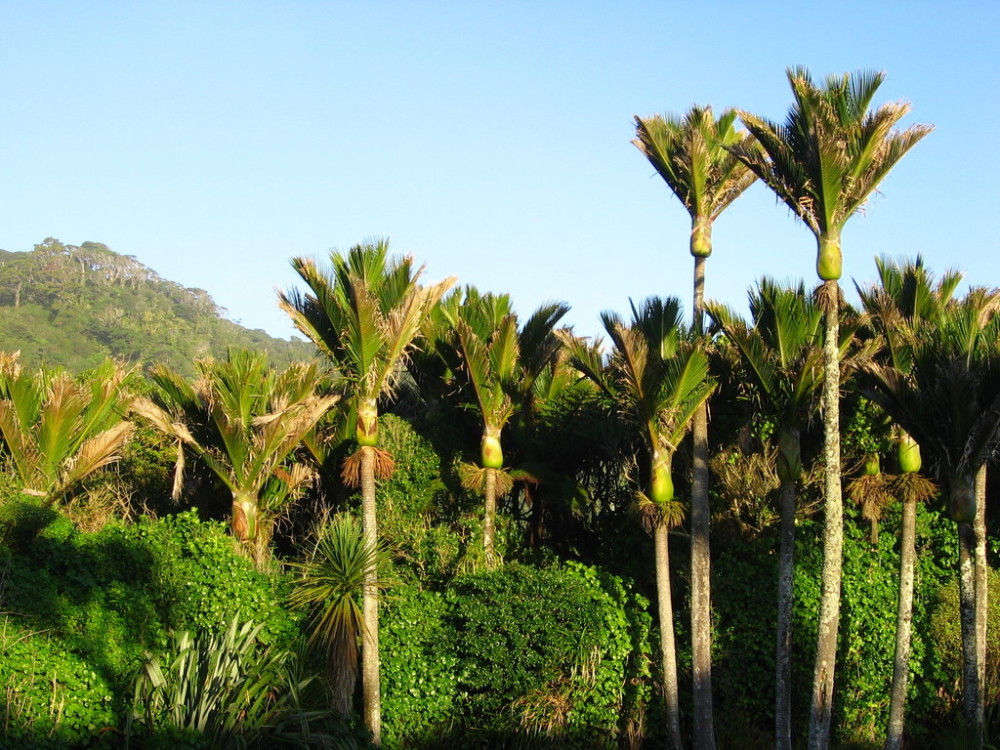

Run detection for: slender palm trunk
[[360, 445, 382, 745], [974, 465, 988, 715], [807, 282, 844, 750], [775, 480, 797, 750], [656, 523, 684, 750], [958, 517, 982, 748], [690, 255, 716, 750], [484, 467, 498, 569], [885, 498, 916, 750]]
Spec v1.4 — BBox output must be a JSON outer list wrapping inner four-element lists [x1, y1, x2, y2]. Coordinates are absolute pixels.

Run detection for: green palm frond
[[633, 106, 758, 249], [733, 68, 933, 254], [138, 350, 339, 540], [707, 279, 825, 427], [279, 240, 455, 445], [0, 354, 134, 502]]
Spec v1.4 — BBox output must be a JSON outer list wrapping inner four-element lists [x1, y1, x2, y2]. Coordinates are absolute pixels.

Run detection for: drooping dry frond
[[814, 281, 844, 314], [458, 462, 514, 497], [341, 449, 363, 488], [57, 421, 135, 498], [634, 490, 686, 532], [847, 473, 896, 522], [893, 471, 938, 505], [341, 446, 396, 487]]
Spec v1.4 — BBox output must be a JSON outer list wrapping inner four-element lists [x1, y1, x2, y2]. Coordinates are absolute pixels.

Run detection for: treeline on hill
[[0, 237, 313, 374], [2, 69, 997, 750]]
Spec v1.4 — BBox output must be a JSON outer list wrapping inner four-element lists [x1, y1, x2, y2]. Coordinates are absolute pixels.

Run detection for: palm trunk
[[775, 480, 796, 750], [484, 467, 498, 569], [885, 498, 916, 750], [975, 464, 988, 717], [690, 252, 716, 750], [807, 282, 844, 750], [958, 518, 982, 748], [655, 522, 684, 750], [360, 445, 382, 745]]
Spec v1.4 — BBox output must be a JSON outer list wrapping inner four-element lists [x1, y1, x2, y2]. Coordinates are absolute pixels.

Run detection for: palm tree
[[707, 279, 825, 750], [278, 239, 454, 744], [633, 109, 756, 748], [731, 68, 932, 750], [563, 297, 715, 750], [133, 350, 338, 565], [442, 288, 568, 568], [288, 513, 380, 718], [859, 287, 1000, 747], [0, 353, 134, 506], [856, 257, 957, 750]]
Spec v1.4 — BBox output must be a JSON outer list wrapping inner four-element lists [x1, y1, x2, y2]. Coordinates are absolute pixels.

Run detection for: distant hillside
[[0, 238, 314, 374]]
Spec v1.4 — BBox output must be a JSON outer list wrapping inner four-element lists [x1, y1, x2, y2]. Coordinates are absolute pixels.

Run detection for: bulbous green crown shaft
[[776, 427, 803, 484], [690, 218, 712, 258], [817, 234, 842, 281], [481, 425, 503, 470], [897, 432, 921, 474], [650, 448, 675, 505], [356, 397, 379, 447]]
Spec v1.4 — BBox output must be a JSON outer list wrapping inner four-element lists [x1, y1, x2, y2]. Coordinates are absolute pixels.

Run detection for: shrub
[[0, 615, 118, 749], [379, 562, 651, 749], [0, 511, 301, 746]]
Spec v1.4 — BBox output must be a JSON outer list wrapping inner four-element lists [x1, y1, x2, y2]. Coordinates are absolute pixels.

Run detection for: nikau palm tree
[[707, 279, 826, 750], [563, 297, 715, 750], [133, 350, 338, 565], [0, 353, 134, 505], [633, 108, 756, 748], [856, 257, 956, 750], [279, 240, 454, 745], [442, 288, 568, 568], [731, 68, 931, 750], [860, 287, 1000, 748]]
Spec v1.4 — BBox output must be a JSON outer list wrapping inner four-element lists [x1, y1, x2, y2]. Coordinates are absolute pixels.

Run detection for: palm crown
[[134, 350, 338, 542], [279, 239, 454, 447], [0, 355, 134, 502], [633, 106, 757, 258], [732, 68, 932, 280]]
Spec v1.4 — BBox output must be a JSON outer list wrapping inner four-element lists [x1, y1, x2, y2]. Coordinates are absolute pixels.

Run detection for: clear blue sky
[[2, 2, 995, 341]]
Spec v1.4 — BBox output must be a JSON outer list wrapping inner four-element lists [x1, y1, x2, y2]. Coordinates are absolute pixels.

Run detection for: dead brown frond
[[894, 472, 938, 505], [457, 462, 514, 497], [372, 447, 395, 479], [814, 280, 844, 314], [847, 473, 896, 519], [847, 472, 896, 543], [340, 447, 396, 488], [341, 450, 363, 488], [634, 491, 686, 532], [709, 447, 781, 536]]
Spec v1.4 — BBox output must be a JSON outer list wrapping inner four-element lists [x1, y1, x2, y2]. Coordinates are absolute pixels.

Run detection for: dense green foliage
[[0, 511, 301, 747], [379, 562, 651, 749], [0, 239, 312, 374]]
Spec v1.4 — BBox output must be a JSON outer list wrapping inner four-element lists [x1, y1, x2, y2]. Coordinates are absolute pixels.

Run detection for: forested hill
[[0, 238, 314, 374]]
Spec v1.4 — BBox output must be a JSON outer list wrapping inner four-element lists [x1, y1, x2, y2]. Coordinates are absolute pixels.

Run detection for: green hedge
[[0, 510, 300, 747], [379, 561, 651, 749]]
